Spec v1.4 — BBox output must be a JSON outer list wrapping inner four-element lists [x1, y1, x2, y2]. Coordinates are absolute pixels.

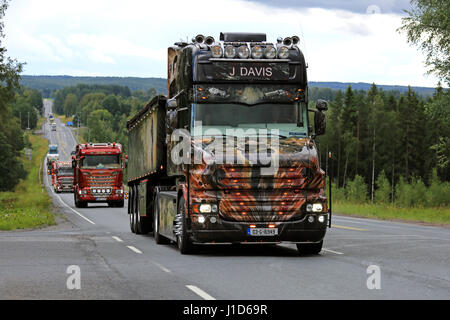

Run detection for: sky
[[3, 0, 441, 87]]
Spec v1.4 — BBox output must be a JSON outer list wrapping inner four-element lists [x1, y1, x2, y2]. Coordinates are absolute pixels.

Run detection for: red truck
[[72, 143, 126, 208], [52, 161, 74, 193]]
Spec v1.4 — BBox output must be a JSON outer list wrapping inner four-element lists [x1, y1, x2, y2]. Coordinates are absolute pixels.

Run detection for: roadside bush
[[395, 177, 413, 207], [331, 182, 346, 202], [375, 170, 391, 204], [410, 177, 427, 207], [346, 175, 367, 203], [426, 169, 450, 207]]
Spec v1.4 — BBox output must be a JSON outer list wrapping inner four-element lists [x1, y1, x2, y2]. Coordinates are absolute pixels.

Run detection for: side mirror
[[167, 99, 177, 110], [124, 155, 128, 169], [316, 99, 328, 112], [314, 110, 326, 136]]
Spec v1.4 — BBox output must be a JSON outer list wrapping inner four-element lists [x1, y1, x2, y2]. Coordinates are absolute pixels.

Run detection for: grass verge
[[334, 201, 450, 226], [0, 132, 55, 231]]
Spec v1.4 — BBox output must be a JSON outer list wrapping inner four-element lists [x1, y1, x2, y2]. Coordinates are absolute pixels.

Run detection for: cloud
[[242, 0, 412, 14], [2, 0, 440, 87]]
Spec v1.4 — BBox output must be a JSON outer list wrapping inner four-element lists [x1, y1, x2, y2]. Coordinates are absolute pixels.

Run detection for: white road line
[[127, 246, 143, 254], [186, 285, 216, 300], [152, 261, 172, 273], [43, 160, 96, 225], [112, 236, 123, 243], [322, 248, 344, 255]]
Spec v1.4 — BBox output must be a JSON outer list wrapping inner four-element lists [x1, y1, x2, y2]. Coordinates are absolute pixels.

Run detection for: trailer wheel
[[135, 188, 150, 235], [177, 197, 195, 254], [296, 240, 323, 255], [153, 189, 170, 244], [129, 186, 136, 233]]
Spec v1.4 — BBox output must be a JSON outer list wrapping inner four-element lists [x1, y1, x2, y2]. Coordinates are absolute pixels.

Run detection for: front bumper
[[77, 193, 124, 202], [189, 213, 328, 244]]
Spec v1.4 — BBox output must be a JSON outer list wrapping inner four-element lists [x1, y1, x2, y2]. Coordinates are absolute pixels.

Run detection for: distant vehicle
[[51, 123, 57, 131], [49, 113, 54, 120], [72, 143, 126, 208], [67, 121, 73, 126], [46, 144, 59, 174], [52, 161, 74, 193]]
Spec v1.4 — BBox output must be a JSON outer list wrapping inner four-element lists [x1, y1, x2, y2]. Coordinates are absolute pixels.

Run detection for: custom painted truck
[[52, 161, 74, 193], [127, 32, 330, 254], [72, 143, 126, 208]]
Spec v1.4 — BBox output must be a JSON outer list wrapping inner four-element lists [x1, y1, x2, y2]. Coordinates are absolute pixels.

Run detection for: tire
[[153, 189, 169, 244], [135, 187, 151, 235], [129, 186, 136, 233], [74, 193, 80, 208], [296, 240, 323, 255], [177, 196, 195, 254]]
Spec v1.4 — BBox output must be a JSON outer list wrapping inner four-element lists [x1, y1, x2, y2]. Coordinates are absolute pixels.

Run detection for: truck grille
[[87, 176, 115, 186]]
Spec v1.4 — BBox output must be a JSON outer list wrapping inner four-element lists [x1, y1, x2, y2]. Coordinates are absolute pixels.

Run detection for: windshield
[[192, 103, 307, 137], [80, 154, 120, 169], [49, 146, 58, 154], [57, 167, 73, 176]]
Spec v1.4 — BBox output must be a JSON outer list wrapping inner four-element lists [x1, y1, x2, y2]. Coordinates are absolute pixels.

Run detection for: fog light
[[210, 216, 217, 223], [308, 216, 315, 223], [198, 215, 206, 224], [318, 215, 325, 223], [199, 204, 212, 213], [306, 204, 313, 212]]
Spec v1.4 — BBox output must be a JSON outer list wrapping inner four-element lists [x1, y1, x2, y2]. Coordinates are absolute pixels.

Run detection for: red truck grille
[[87, 176, 115, 186]]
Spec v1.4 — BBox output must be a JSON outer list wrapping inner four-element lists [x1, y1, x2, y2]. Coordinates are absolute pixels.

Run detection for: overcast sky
[[3, 0, 441, 87]]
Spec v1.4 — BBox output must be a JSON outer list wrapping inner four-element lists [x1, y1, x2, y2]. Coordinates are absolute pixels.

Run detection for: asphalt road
[[0, 100, 449, 300]]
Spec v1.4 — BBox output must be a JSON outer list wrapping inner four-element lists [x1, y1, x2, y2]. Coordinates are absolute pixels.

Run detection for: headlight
[[92, 189, 97, 193], [210, 45, 223, 58], [101, 189, 106, 193], [199, 204, 212, 213], [312, 203, 323, 212], [211, 204, 218, 213], [251, 45, 263, 59], [264, 45, 277, 59], [116, 189, 123, 194], [277, 46, 290, 59], [237, 45, 249, 59], [224, 45, 236, 58]]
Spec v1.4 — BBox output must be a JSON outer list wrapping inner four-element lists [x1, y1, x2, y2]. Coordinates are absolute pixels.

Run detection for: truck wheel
[[129, 186, 136, 233], [177, 197, 195, 254], [296, 240, 323, 255], [153, 190, 169, 244], [135, 188, 151, 235], [74, 193, 80, 208]]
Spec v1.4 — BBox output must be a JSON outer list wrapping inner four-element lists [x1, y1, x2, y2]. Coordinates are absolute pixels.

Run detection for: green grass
[[0, 132, 55, 231], [334, 201, 450, 226]]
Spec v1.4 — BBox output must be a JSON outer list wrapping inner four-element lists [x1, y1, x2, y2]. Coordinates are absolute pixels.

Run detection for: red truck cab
[[53, 161, 74, 193], [72, 143, 126, 208]]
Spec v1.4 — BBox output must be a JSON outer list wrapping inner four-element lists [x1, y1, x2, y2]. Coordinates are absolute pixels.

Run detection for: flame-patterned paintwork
[[188, 136, 327, 222]]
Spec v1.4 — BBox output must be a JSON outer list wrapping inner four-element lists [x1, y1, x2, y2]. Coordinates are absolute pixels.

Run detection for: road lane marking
[[332, 224, 368, 231], [186, 285, 216, 300], [152, 261, 172, 273], [43, 160, 96, 225], [112, 236, 123, 243], [127, 246, 143, 254], [322, 248, 344, 255]]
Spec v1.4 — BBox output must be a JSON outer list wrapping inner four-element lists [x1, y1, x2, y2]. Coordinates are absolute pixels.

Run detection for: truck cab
[[53, 161, 74, 193], [72, 143, 126, 208]]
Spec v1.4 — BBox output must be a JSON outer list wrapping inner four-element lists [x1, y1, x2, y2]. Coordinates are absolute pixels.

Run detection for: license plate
[[247, 228, 278, 236], [96, 197, 107, 201]]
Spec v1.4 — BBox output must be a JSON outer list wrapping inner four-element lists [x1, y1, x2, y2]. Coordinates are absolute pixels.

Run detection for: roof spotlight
[[237, 45, 250, 59], [205, 36, 215, 45], [264, 45, 277, 59], [283, 37, 292, 46], [224, 45, 236, 58], [251, 45, 263, 59], [195, 34, 205, 43]]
